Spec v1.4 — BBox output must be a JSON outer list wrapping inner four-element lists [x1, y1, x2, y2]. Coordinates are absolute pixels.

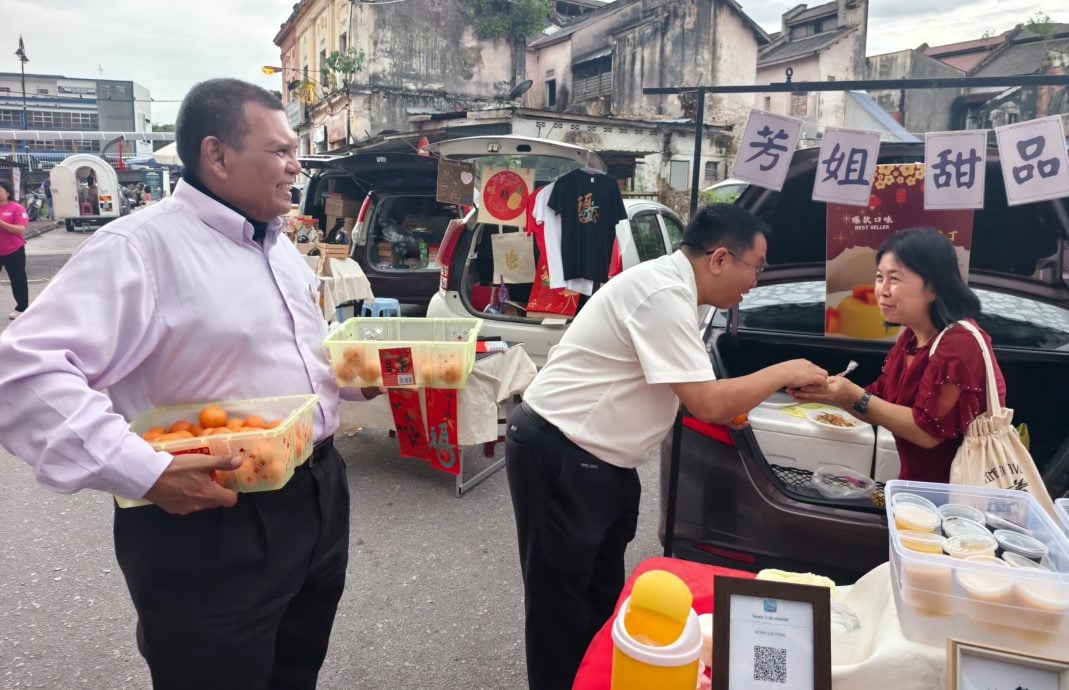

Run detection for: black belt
[[303, 436, 334, 468], [520, 401, 576, 447]]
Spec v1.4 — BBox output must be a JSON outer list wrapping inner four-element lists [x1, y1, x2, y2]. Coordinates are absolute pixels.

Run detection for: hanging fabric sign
[[811, 127, 881, 207], [387, 389, 432, 461], [730, 109, 803, 192], [424, 388, 461, 476], [995, 115, 1069, 207], [490, 230, 537, 283], [924, 130, 988, 210], [477, 165, 534, 229]]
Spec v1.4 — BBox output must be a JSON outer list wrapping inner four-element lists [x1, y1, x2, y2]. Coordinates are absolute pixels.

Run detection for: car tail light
[[437, 218, 466, 291], [694, 543, 756, 564], [356, 195, 372, 223], [681, 416, 735, 447]]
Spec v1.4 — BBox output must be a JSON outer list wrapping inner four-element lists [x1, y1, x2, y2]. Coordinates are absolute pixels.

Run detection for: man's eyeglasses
[[701, 249, 766, 275]]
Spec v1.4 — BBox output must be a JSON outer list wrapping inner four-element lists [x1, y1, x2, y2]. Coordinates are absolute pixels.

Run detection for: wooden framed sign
[[713, 576, 831, 689], [948, 639, 1069, 690]]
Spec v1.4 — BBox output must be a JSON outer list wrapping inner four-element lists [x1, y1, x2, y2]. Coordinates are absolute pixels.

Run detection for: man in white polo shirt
[[506, 204, 828, 689]]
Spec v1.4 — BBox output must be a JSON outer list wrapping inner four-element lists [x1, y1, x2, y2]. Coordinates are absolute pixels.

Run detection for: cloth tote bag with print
[[490, 230, 536, 284], [930, 320, 1057, 517]]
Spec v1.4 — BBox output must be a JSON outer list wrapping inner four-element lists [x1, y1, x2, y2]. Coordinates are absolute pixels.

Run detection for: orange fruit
[[358, 358, 381, 382], [342, 346, 364, 365], [210, 427, 230, 436], [190, 424, 204, 436], [142, 427, 166, 442], [199, 405, 228, 429], [157, 431, 194, 442], [265, 419, 282, 429], [244, 415, 266, 429], [249, 441, 278, 465], [169, 420, 193, 434], [259, 459, 286, 484], [212, 469, 235, 489], [226, 418, 245, 431], [439, 361, 462, 385], [197, 426, 214, 437], [334, 360, 358, 382], [732, 413, 749, 426]]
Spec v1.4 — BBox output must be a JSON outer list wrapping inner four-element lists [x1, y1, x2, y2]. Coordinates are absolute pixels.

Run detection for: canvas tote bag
[[929, 320, 1057, 517], [490, 229, 536, 284]]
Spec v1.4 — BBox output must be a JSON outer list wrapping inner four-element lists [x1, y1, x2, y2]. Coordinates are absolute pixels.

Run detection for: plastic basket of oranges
[[323, 317, 482, 390], [115, 394, 318, 508]]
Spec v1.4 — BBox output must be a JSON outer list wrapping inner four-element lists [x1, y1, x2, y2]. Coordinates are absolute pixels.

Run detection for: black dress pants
[[505, 403, 641, 690], [114, 447, 350, 690], [0, 245, 28, 312]]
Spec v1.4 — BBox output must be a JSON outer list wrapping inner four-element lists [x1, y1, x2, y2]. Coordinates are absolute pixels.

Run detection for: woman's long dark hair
[[876, 227, 981, 330]]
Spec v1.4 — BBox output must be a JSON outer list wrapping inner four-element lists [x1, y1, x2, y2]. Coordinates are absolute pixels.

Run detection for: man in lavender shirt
[[0, 79, 377, 689]]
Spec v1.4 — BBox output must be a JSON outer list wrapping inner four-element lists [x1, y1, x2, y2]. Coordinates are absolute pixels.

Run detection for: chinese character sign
[[730, 110, 803, 192], [996, 115, 1069, 207], [477, 165, 535, 228], [924, 130, 988, 210], [812, 128, 881, 207], [825, 163, 973, 341]]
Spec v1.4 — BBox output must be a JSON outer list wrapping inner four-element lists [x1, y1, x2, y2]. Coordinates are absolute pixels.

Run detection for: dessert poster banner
[[477, 165, 534, 229], [825, 163, 974, 341]]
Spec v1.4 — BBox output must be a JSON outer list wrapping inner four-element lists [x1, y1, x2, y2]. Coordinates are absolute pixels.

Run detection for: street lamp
[[14, 36, 28, 130]]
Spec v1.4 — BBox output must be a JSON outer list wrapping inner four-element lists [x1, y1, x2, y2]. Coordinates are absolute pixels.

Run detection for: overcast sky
[[2, 0, 1063, 125]]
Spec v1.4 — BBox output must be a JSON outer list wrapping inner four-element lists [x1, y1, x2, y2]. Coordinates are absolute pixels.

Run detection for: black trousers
[[505, 404, 641, 690], [0, 245, 28, 311], [114, 447, 350, 690]]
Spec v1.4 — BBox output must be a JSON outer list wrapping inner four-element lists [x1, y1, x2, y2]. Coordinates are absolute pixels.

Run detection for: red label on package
[[170, 446, 211, 456], [425, 387, 460, 476], [387, 389, 432, 460], [378, 347, 416, 387]]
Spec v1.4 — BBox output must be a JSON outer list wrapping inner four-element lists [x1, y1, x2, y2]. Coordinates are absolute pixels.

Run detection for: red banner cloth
[[571, 557, 756, 690], [424, 387, 460, 476], [386, 389, 431, 460]]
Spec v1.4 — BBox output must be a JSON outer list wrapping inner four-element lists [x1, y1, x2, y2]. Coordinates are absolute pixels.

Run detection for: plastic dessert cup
[[957, 555, 1015, 624], [943, 533, 998, 559]]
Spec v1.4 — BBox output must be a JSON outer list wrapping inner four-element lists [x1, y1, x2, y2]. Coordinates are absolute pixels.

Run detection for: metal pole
[[689, 91, 705, 219], [19, 57, 27, 130]]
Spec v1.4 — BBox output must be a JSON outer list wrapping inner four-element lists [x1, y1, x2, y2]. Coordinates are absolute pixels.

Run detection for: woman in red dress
[[794, 228, 1005, 482]]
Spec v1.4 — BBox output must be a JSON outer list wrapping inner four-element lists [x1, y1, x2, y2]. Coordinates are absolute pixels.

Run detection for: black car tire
[[65, 219, 76, 232]]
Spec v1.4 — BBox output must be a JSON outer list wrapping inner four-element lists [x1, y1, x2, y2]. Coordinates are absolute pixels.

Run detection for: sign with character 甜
[[924, 130, 988, 210], [996, 115, 1069, 207], [730, 110, 803, 192], [811, 128, 881, 207]]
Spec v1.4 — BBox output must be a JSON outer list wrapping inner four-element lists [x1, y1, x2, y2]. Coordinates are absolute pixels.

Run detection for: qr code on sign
[[753, 645, 787, 684]]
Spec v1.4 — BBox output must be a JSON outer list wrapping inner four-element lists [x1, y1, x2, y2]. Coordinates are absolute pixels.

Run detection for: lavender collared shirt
[[0, 180, 352, 500]]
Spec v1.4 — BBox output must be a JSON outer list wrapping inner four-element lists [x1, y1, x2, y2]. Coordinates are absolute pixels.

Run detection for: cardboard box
[[325, 195, 362, 218]]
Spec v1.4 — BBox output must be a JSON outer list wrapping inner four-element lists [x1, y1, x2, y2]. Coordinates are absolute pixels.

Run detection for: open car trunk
[[712, 326, 1069, 498]]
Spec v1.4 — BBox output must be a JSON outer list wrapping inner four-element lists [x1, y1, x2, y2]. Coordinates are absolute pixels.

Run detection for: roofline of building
[[0, 72, 142, 87], [528, 0, 632, 50], [756, 26, 857, 68]]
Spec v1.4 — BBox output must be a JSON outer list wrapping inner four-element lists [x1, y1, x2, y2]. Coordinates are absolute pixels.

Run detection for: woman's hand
[[790, 376, 865, 409]]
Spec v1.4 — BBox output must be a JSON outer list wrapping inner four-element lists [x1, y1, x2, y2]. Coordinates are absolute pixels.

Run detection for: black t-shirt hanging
[[547, 169, 628, 283]]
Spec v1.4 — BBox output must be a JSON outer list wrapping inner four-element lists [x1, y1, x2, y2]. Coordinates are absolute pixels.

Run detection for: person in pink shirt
[[0, 179, 29, 319], [0, 80, 380, 689]]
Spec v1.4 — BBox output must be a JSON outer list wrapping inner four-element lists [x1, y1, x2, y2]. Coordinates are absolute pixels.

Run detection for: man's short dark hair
[[680, 204, 770, 258], [175, 78, 284, 179]]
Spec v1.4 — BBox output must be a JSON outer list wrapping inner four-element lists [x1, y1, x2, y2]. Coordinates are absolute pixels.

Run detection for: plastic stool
[[360, 297, 402, 317]]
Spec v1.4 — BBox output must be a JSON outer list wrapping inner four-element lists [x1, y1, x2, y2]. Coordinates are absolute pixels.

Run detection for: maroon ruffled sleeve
[[912, 324, 1005, 441]]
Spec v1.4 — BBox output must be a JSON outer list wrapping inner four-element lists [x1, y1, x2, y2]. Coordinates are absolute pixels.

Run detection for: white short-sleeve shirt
[[522, 251, 715, 468]]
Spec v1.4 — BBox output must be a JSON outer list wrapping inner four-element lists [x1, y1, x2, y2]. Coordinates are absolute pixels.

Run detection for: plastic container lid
[[1001, 551, 1053, 571], [941, 516, 992, 539], [811, 464, 877, 499], [897, 530, 946, 554], [943, 533, 998, 559], [984, 511, 1032, 536], [938, 503, 986, 525], [958, 555, 1014, 594], [993, 529, 1049, 561], [892, 494, 942, 532]]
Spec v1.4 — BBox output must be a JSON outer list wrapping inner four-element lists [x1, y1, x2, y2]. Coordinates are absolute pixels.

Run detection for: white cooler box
[[875, 426, 901, 483], [748, 402, 875, 477]]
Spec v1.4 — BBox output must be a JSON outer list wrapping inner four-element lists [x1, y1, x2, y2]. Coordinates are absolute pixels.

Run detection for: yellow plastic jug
[[611, 570, 702, 690]]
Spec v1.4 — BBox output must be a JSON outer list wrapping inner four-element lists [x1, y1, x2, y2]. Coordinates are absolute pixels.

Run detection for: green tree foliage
[[320, 47, 367, 90], [459, 0, 552, 42], [1026, 12, 1055, 40]]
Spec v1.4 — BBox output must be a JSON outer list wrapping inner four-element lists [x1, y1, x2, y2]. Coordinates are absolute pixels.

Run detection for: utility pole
[[14, 36, 28, 129]]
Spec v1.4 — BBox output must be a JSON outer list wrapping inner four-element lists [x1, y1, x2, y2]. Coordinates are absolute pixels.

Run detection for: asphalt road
[[0, 227, 665, 689]]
